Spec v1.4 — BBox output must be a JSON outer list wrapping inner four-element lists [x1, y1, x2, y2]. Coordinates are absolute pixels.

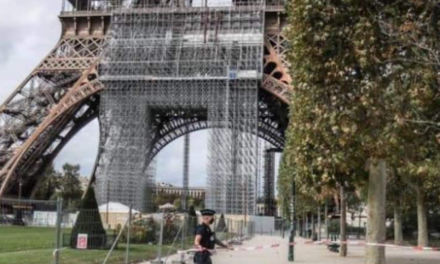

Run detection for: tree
[[285, 1, 404, 263], [173, 198, 182, 211], [376, 0, 440, 247], [33, 164, 61, 200], [58, 163, 83, 209]]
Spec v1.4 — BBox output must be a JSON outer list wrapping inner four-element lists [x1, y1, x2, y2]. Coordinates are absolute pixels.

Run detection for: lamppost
[[288, 176, 296, 261]]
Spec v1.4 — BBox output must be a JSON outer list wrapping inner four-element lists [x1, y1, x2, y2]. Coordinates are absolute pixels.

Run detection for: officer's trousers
[[194, 251, 212, 264]]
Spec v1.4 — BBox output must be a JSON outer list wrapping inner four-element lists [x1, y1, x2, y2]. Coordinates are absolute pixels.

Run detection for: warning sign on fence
[[77, 234, 88, 249]]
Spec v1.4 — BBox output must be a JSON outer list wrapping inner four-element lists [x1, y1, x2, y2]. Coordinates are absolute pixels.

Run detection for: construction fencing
[[0, 198, 256, 264]]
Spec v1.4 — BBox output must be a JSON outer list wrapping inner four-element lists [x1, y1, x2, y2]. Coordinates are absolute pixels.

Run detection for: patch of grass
[[0, 226, 176, 264], [0, 226, 56, 253]]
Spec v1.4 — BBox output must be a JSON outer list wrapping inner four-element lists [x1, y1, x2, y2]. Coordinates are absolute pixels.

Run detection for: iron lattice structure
[[0, 0, 291, 216], [182, 134, 190, 211], [263, 145, 276, 216], [97, 1, 265, 213]]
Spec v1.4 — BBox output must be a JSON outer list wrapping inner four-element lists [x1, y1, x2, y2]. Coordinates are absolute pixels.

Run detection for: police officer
[[194, 209, 232, 264]]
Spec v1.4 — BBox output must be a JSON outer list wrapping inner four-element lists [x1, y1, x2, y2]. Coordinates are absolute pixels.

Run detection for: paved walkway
[[145, 236, 440, 264]]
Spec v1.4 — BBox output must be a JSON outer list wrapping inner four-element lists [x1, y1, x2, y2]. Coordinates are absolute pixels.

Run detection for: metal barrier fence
[[0, 198, 59, 264], [0, 198, 256, 264]]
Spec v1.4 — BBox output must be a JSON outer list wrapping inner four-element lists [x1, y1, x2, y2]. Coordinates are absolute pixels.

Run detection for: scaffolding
[[94, 0, 265, 214], [181, 134, 190, 211], [263, 144, 276, 216]]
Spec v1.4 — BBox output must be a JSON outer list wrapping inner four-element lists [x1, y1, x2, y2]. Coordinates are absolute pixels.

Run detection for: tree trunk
[[305, 214, 309, 238], [302, 215, 307, 238], [358, 207, 362, 239], [340, 185, 347, 257], [393, 206, 403, 245], [318, 206, 322, 241], [311, 213, 315, 240], [365, 160, 387, 264], [416, 186, 429, 247], [325, 200, 329, 240]]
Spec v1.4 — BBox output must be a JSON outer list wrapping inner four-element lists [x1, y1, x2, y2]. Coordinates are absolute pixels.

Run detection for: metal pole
[[156, 212, 165, 263], [182, 134, 190, 211], [179, 214, 186, 263], [106, 180, 110, 224], [181, 214, 185, 250], [104, 218, 130, 264], [54, 198, 63, 264], [125, 205, 132, 264], [288, 176, 295, 262], [228, 218, 232, 242]]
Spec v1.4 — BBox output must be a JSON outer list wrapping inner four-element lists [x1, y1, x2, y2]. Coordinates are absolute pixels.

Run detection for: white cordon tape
[[233, 244, 280, 252], [178, 240, 440, 255], [178, 244, 281, 254], [289, 240, 440, 252]]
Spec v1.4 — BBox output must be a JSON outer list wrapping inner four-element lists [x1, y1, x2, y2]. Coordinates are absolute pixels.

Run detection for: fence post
[[54, 198, 63, 264], [239, 220, 243, 240], [125, 204, 132, 264], [181, 214, 185, 250], [154, 212, 165, 264]]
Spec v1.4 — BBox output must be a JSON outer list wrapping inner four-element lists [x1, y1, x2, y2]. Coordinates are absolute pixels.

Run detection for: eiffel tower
[[0, 0, 291, 215]]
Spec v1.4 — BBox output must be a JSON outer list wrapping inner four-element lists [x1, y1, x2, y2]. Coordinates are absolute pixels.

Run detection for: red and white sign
[[77, 234, 88, 249]]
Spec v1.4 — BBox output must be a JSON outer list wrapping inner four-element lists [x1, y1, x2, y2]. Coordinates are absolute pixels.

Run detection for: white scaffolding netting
[[95, 1, 265, 214]]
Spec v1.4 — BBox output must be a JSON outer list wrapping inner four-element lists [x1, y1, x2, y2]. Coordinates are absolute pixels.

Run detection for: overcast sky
[[0, 0, 278, 191]]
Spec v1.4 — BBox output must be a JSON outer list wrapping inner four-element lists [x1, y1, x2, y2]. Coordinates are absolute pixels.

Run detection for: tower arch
[[0, 1, 292, 215]]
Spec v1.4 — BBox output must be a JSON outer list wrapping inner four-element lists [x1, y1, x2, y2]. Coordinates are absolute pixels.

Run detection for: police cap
[[200, 209, 216, 216]]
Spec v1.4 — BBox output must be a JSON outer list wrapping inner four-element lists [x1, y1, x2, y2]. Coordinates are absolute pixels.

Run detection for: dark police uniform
[[194, 209, 222, 264], [194, 223, 216, 264]]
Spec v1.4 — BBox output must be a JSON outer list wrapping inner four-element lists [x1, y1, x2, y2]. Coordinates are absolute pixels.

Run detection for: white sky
[[0, 0, 279, 190]]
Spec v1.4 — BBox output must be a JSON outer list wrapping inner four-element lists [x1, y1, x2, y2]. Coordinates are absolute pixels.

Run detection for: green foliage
[[163, 215, 182, 243], [33, 164, 61, 200], [188, 196, 205, 209], [0, 226, 172, 264], [155, 192, 180, 209], [58, 163, 83, 210], [279, 0, 440, 219], [173, 198, 182, 210], [118, 218, 158, 244], [33, 163, 84, 209]]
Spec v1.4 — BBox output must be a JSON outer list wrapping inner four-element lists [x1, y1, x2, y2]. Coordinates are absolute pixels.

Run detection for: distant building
[[155, 182, 205, 199], [256, 202, 281, 217]]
